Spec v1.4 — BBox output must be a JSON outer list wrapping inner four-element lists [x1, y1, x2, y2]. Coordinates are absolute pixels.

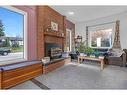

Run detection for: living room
[[0, 4, 127, 91]]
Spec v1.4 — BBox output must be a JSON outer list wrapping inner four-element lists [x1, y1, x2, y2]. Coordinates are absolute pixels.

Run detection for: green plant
[[94, 50, 100, 57], [84, 47, 94, 55], [0, 20, 5, 37], [76, 42, 86, 53], [3, 37, 10, 47]]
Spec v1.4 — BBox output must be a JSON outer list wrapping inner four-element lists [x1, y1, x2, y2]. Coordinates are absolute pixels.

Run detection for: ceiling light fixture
[[68, 11, 74, 15]]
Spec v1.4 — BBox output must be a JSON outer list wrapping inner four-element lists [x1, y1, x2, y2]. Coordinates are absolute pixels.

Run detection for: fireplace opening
[[45, 43, 63, 60]]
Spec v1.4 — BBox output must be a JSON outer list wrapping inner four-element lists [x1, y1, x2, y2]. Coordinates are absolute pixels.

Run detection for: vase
[[94, 52, 100, 58]]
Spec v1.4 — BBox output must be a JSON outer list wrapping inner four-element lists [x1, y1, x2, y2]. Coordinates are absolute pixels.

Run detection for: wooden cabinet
[[43, 60, 65, 74], [43, 57, 71, 74], [0, 62, 42, 89]]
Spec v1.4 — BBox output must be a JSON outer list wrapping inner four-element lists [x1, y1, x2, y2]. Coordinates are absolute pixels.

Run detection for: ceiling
[[50, 6, 127, 23]]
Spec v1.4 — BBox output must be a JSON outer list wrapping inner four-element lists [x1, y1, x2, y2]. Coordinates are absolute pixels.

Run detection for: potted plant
[[76, 42, 85, 56], [84, 47, 94, 56], [94, 50, 100, 58]]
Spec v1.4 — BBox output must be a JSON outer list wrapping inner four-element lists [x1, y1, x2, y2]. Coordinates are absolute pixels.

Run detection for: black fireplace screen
[[45, 43, 63, 59]]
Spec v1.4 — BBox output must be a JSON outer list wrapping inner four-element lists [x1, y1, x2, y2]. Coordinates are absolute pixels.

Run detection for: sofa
[[106, 49, 127, 66], [123, 49, 127, 62], [93, 48, 126, 66], [107, 53, 126, 66]]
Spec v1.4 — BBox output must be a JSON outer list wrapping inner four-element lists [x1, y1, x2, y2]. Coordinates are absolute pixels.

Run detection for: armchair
[[123, 49, 127, 62], [69, 51, 80, 60], [107, 52, 126, 67]]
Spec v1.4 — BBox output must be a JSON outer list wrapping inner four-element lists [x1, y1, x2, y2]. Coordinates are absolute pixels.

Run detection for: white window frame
[[90, 28, 113, 49], [0, 6, 28, 65], [66, 29, 72, 52]]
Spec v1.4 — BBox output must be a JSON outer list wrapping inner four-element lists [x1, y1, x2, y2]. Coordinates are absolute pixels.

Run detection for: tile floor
[[10, 62, 127, 89]]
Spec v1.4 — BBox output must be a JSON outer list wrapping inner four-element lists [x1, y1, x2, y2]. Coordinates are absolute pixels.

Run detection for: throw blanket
[[110, 49, 124, 57]]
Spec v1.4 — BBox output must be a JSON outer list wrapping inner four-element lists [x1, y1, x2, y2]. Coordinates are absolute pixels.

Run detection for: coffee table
[[78, 56, 105, 70]]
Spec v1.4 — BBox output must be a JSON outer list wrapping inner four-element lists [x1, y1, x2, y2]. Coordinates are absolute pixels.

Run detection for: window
[[90, 29, 112, 48], [0, 6, 27, 64], [66, 29, 72, 51]]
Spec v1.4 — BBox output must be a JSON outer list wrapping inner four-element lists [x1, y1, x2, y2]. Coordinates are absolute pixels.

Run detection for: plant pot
[[94, 52, 100, 58], [87, 53, 90, 56], [80, 53, 84, 56]]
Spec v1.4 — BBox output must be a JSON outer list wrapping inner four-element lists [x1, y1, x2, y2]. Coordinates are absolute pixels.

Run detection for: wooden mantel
[[44, 35, 64, 45], [44, 31, 65, 38]]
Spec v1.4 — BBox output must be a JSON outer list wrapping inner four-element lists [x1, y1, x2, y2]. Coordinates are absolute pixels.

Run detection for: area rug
[[35, 63, 127, 89]]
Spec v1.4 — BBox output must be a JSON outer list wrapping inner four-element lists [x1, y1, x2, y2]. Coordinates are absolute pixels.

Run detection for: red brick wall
[[66, 20, 75, 32], [37, 6, 66, 59], [66, 19, 75, 50], [44, 6, 65, 33]]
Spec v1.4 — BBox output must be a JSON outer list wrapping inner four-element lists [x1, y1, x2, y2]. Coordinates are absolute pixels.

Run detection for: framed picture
[[51, 21, 58, 31]]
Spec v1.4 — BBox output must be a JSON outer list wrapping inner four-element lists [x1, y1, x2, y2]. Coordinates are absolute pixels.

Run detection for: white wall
[[75, 22, 86, 42], [75, 11, 127, 49]]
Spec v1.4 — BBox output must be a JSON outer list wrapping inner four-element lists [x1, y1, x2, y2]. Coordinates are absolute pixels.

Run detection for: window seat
[[0, 60, 42, 71], [42, 57, 71, 74], [0, 60, 42, 89]]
